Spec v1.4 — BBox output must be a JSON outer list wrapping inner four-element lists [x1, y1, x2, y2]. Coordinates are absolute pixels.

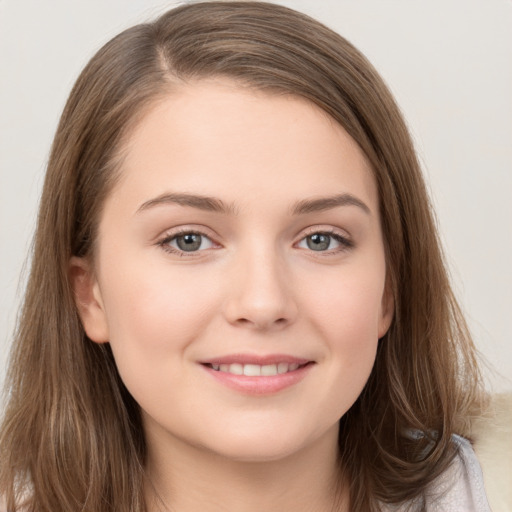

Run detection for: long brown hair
[[0, 2, 483, 511]]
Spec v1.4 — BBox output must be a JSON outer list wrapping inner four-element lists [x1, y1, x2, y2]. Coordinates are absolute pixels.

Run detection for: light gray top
[[385, 435, 491, 511]]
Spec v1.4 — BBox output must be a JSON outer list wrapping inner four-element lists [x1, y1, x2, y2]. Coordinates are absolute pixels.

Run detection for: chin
[[195, 420, 339, 464], [204, 437, 309, 463]]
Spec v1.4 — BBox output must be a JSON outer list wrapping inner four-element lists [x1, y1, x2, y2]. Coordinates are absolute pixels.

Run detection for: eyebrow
[[136, 192, 236, 215], [136, 192, 371, 216], [291, 194, 371, 215]]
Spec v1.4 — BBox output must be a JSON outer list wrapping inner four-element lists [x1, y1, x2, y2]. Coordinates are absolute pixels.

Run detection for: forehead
[[109, 79, 378, 216]]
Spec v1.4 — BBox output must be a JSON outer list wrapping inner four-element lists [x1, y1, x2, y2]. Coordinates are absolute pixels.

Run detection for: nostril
[[233, 316, 288, 329]]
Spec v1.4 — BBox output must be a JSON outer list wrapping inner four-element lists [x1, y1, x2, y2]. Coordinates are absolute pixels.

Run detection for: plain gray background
[[1, 0, 511, 393]]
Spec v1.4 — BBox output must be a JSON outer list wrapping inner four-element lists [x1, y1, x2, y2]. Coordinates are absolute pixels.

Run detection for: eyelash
[[298, 228, 354, 255], [157, 228, 354, 257], [157, 229, 216, 257]]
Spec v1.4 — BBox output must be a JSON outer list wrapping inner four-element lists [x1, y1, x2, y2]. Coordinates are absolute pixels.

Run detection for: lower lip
[[201, 363, 314, 395]]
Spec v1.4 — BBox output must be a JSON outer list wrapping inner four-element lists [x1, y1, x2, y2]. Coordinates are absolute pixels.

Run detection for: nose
[[222, 247, 298, 331]]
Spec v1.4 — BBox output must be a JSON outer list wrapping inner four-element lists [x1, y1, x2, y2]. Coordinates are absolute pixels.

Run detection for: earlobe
[[69, 256, 109, 343], [378, 280, 395, 339]]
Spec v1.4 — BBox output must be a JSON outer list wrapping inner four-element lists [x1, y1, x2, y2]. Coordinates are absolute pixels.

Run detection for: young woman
[[0, 2, 489, 511]]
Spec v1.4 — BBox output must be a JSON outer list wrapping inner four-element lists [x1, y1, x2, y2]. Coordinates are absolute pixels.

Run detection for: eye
[[297, 232, 351, 252], [161, 232, 215, 253]]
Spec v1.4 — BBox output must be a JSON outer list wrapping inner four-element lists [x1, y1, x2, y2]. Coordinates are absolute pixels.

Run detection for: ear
[[378, 277, 395, 339], [69, 256, 109, 343]]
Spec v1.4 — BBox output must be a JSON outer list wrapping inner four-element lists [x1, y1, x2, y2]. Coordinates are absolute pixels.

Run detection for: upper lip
[[199, 354, 313, 366]]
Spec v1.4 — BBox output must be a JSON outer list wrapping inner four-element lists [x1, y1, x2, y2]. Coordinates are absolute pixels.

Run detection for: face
[[72, 80, 393, 463]]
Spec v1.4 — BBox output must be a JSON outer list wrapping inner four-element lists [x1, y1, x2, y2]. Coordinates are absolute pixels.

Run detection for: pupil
[[177, 234, 201, 251], [307, 234, 330, 251]]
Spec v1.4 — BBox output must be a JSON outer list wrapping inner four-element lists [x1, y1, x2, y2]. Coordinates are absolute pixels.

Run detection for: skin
[[71, 79, 394, 512]]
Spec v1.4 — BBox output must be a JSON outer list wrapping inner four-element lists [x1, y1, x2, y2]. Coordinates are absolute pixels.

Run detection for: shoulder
[[471, 392, 512, 511], [422, 435, 491, 512], [382, 434, 491, 512]]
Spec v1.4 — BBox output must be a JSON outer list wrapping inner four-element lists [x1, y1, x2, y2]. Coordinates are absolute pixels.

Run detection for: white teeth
[[243, 364, 261, 376], [210, 362, 304, 376], [229, 363, 243, 375], [277, 362, 289, 374], [261, 364, 277, 376]]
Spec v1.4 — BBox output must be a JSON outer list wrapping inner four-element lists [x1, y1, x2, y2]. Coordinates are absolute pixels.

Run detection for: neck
[[144, 423, 347, 512]]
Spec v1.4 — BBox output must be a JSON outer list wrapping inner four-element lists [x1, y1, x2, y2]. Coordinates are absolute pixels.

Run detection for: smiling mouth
[[203, 362, 311, 376]]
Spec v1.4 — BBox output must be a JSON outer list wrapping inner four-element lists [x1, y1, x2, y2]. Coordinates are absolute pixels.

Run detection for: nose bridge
[[223, 238, 297, 330]]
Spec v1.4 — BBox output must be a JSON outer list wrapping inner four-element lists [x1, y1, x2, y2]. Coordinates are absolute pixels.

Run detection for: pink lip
[[198, 354, 315, 395]]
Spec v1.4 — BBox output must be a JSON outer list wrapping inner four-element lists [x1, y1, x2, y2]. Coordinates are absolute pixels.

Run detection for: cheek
[[98, 263, 224, 419], [98, 261, 220, 372], [306, 264, 386, 339], [320, 294, 380, 376], [301, 264, 385, 383]]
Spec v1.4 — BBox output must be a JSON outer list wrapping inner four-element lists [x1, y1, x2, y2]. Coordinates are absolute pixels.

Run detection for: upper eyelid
[[297, 225, 351, 240], [157, 225, 219, 242]]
